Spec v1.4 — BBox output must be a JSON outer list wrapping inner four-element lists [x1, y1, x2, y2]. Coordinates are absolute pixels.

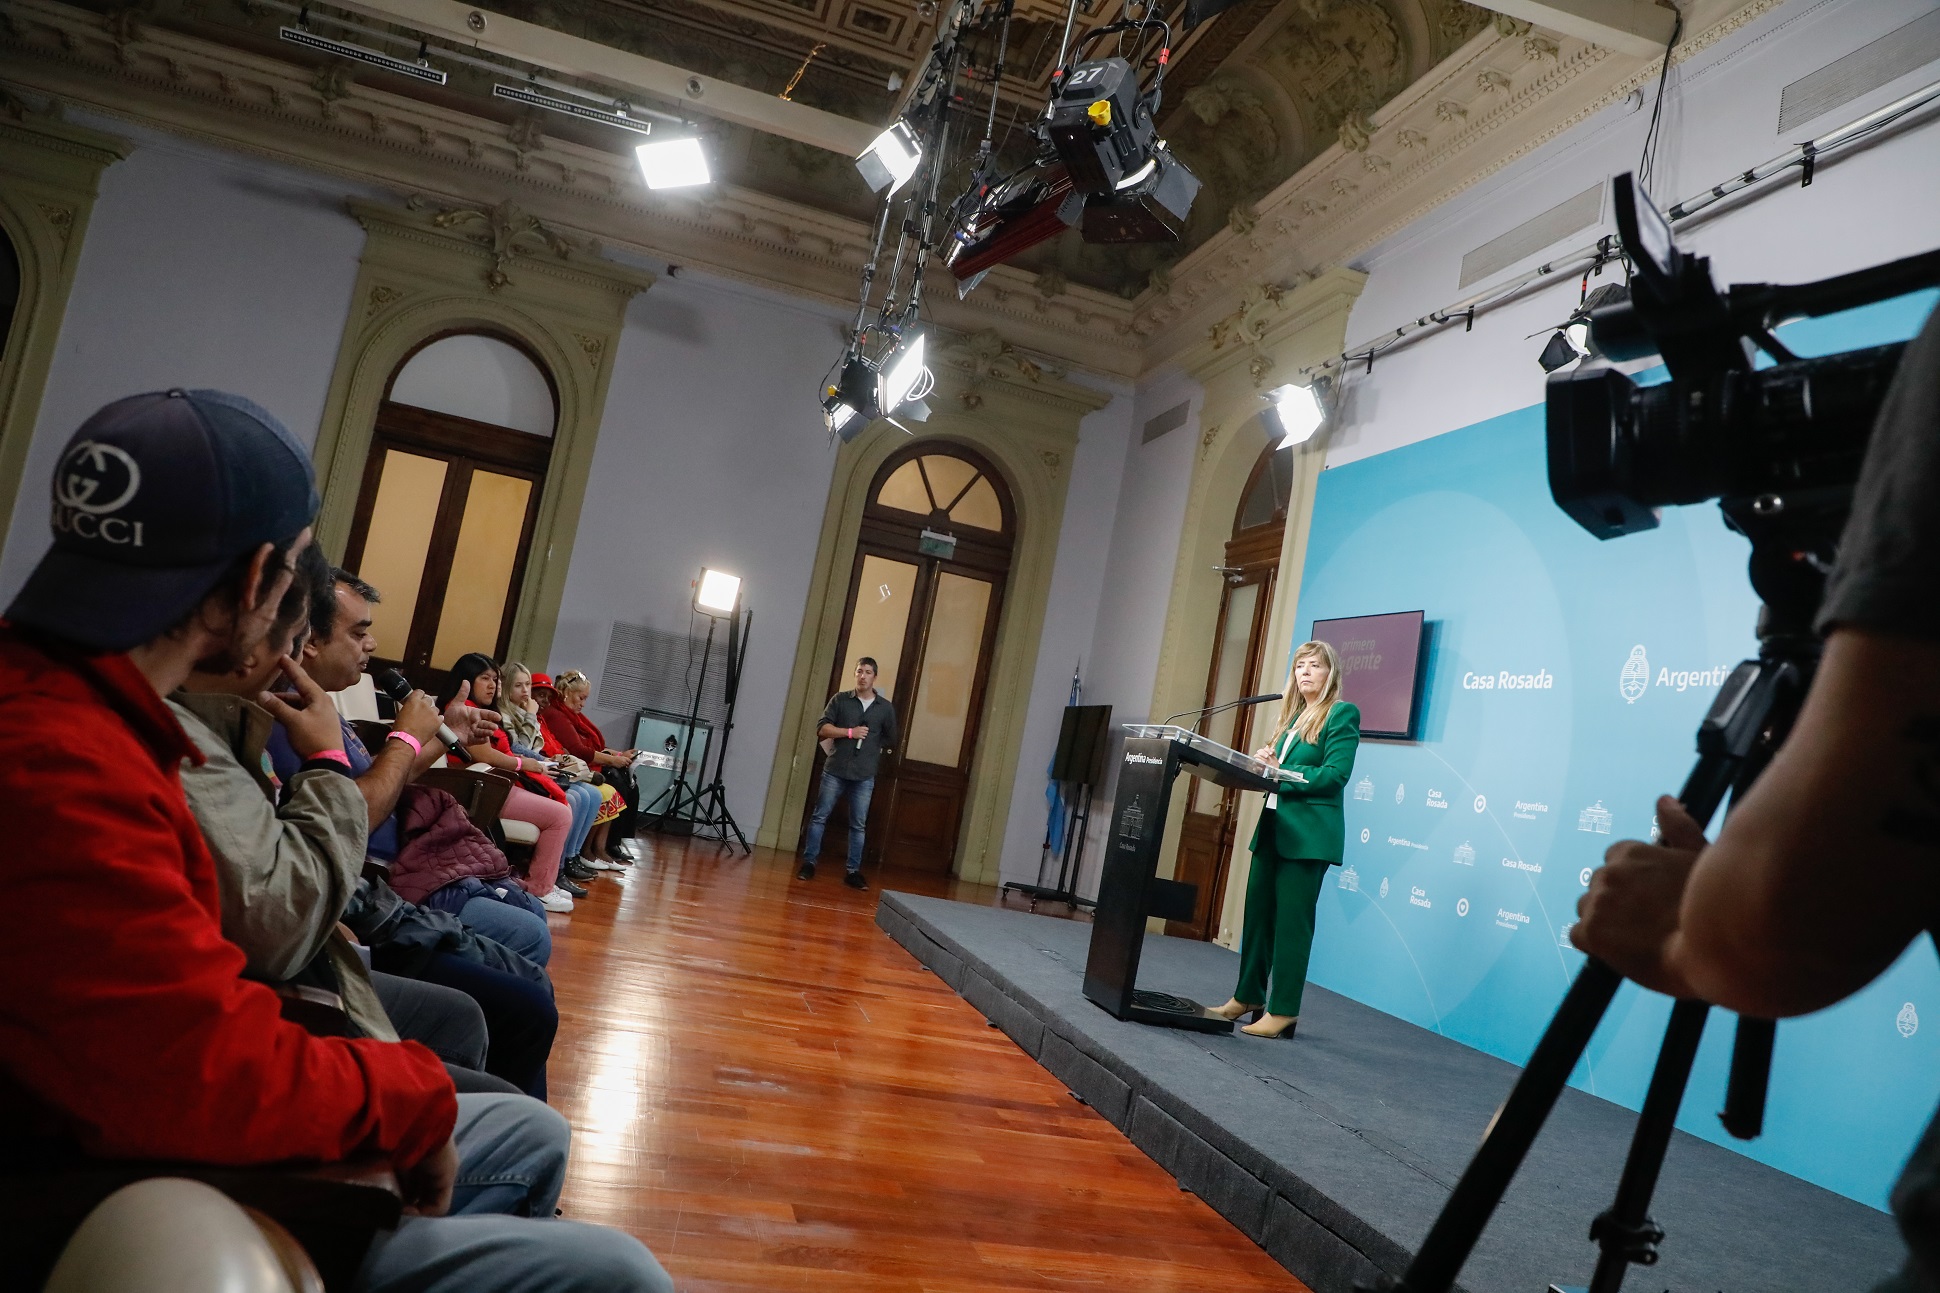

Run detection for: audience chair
[[43, 1177, 321, 1293]]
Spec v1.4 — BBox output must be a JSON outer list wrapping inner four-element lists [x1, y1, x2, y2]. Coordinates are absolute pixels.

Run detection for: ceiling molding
[[1131, 0, 1778, 371], [0, 0, 1141, 375]]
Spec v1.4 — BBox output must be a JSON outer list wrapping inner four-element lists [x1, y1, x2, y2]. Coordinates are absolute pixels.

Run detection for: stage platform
[[876, 892, 1903, 1293]]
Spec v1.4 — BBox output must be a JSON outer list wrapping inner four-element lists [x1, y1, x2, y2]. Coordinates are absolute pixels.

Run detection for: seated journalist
[[0, 388, 671, 1291], [171, 539, 519, 1089], [1571, 305, 1940, 1292]]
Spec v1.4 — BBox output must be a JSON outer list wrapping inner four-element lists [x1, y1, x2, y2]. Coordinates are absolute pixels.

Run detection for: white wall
[[1326, 0, 1940, 467], [391, 334, 557, 436], [0, 123, 375, 601], [994, 380, 1135, 886], [546, 269, 850, 826], [1063, 366, 1204, 896]]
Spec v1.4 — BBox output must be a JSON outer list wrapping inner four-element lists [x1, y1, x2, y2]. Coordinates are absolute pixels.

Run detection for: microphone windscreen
[[1240, 692, 1283, 705], [373, 668, 412, 701]]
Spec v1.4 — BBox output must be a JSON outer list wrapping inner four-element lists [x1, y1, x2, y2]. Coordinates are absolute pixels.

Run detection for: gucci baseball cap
[[7, 389, 320, 652]]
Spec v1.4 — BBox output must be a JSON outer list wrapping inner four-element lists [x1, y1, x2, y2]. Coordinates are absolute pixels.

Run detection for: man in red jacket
[[0, 390, 669, 1291]]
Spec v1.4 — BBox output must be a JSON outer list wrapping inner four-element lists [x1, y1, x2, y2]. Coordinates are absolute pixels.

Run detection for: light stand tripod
[[1361, 494, 1833, 1293], [641, 571, 752, 856], [1005, 781, 1097, 912]]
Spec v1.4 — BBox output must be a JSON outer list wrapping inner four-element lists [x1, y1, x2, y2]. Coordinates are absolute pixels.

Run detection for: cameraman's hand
[[394, 689, 443, 748], [1572, 796, 1708, 998], [398, 1138, 458, 1217], [257, 656, 344, 759]]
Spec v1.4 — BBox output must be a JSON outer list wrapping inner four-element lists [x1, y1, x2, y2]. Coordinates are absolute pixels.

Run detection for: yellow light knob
[[1087, 100, 1112, 127]]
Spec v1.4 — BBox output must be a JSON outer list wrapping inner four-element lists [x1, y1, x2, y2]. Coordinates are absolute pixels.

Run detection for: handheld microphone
[[373, 668, 472, 762], [1159, 692, 1282, 729]]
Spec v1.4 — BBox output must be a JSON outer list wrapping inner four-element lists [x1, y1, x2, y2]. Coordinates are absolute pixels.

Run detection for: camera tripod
[[1364, 497, 1838, 1293]]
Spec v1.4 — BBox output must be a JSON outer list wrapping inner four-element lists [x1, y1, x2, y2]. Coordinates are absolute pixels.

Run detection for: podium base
[[1128, 989, 1234, 1034]]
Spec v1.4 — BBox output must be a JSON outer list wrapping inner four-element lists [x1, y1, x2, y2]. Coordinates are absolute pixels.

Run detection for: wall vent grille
[[1778, 9, 1940, 134], [1458, 183, 1602, 290], [1142, 400, 1191, 444]]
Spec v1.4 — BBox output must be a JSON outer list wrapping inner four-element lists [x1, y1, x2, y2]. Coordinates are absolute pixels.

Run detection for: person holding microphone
[[1212, 640, 1361, 1039]]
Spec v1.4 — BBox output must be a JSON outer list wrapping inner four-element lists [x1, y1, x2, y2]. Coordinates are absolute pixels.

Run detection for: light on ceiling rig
[[636, 136, 712, 189], [855, 121, 925, 196], [1262, 381, 1327, 448]]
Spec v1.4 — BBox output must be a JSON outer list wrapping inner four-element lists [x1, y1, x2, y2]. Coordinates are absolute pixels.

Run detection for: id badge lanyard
[[1264, 728, 1295, 811]]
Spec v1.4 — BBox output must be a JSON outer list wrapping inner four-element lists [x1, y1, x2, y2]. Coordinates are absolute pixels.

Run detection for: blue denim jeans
[[801, 772, 873, 872], [459, 893, 552, 967], [560, 780, 601, 859], [361, 1093, 672, 1291]]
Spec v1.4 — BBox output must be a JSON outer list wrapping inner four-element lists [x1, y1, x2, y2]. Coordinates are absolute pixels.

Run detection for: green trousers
[[1233, 835, 1329, 1017]]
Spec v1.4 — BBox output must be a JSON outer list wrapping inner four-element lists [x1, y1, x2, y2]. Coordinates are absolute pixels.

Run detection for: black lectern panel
[[1082, 729, 1277, 1033]]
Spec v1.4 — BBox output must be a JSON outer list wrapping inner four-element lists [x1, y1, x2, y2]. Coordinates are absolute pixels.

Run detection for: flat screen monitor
[[1309, 610, 1426, 740]]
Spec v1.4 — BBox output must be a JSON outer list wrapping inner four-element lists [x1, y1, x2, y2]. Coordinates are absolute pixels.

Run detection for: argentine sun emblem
[[1620, 645, 1649, 703], [1900, 1003, 1920, 1038]]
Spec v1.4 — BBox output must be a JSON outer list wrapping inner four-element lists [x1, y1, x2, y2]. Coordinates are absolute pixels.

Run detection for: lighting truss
[[278, 26, 448, 84], [493, 83, 652, 134]]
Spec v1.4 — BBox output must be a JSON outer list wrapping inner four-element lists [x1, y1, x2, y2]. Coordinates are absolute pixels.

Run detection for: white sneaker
[[584, 857, 618, 871], [540, 888, 575, 914]]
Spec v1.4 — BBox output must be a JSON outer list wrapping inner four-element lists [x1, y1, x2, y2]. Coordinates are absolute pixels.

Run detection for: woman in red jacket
[[539, 670, 641, 861]]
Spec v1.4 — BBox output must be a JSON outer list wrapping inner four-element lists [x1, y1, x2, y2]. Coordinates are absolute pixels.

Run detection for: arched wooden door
[[803, 443, 1015, 873], [341, 333, 559, 690], [1167, 442, 1293, 939]]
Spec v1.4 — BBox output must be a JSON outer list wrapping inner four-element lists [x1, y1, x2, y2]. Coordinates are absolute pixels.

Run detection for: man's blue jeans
[[801, 771, 873, 872], [361, 1093, 672, 1291]]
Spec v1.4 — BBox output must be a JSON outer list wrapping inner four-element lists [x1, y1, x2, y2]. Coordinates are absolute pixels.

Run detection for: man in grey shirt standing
[[798, 656, 899, 889]]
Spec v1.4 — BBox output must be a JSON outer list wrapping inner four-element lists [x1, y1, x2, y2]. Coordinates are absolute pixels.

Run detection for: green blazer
[[1249, 701, 1362, 865]]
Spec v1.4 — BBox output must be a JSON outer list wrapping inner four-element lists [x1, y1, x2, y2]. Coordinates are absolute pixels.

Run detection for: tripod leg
[[1368, 959, 1623, 1293], [1720, 1016, 1776, 1139], [1586, 998, 1709, 1293]]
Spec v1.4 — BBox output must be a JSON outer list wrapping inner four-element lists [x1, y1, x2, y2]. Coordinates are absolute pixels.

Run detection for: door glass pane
[[920, 456, 978, 510], [875, 461, 932, 515], [1193, 581, 1260, 812], [904, 572, 992, 768], [845, 555, 918, 702], [429, 470, 532, 670], [949, 477, 1003, 531], [358, 450, 448, 662]]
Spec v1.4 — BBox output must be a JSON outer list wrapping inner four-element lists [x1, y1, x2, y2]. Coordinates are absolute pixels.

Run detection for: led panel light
[[494, 84, 651, 134], [695, 568, 742, 616], [278, 27, 448, 84], [636, 137, 711, 189], [877, 333, 927, 413], [856, 122, 922, 195], [1264, 382, 1325, 447]]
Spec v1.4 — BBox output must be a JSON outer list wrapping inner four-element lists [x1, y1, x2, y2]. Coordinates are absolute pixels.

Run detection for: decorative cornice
[[1133, 0, 1779, 370], [0, 0, 1141, 374]]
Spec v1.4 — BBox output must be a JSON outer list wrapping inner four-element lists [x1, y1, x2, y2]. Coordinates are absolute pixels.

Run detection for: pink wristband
[[514, 755, 524, 772], [311, 748, 352, 767], [386, 730, 423, 756]]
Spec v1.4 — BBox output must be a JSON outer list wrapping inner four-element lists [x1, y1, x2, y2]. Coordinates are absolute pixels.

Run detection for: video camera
[[1545, 173, 1935, 613]]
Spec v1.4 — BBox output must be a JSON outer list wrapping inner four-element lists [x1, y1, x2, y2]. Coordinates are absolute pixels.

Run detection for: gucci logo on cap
[[54, 441, 142, 516]]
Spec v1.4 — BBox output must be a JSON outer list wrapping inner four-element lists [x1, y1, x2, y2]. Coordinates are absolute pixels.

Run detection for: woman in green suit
[[1213, 640, 1361, 1039]]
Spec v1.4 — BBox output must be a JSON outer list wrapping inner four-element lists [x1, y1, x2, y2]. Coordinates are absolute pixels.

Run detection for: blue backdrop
[[1293, 290, 1939, 1209]]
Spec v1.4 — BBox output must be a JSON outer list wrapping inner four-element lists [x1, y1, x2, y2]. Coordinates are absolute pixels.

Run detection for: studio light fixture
[[1538, 330, 1584, 372], [493, 83, 651, 134], [279, 26, 448, 84], [1263, 382, 1326, 448], [694, 568, 743, 617], [878, 332, 929, 413], [636, 137, 711, 189], [855, 121, 923, 196]]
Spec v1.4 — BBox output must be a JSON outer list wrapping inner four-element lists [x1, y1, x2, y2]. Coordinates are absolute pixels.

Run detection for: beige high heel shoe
[[1240, 1012, 1298, 1039], [1209, 998, 1261, 1023]]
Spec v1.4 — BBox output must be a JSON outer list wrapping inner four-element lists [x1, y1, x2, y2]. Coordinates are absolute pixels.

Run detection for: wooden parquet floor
[[543, 834, 1309, 1292]]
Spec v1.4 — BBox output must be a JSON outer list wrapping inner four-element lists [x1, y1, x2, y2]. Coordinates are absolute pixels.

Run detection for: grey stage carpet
[[876, 892, 1903, 1293]]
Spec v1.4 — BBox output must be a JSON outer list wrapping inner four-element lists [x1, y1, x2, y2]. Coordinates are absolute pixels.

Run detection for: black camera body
[[1545, 173, 1931, 604]]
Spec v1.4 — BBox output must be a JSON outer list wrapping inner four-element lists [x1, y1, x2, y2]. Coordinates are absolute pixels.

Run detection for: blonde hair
[[553, 669, 592, 699], [1268, 641, 1343, 749], [498, 662, 543, 745]]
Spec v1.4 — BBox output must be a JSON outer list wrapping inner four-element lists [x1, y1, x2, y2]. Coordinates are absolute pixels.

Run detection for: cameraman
[[1572, 304, 1940, 1290]]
